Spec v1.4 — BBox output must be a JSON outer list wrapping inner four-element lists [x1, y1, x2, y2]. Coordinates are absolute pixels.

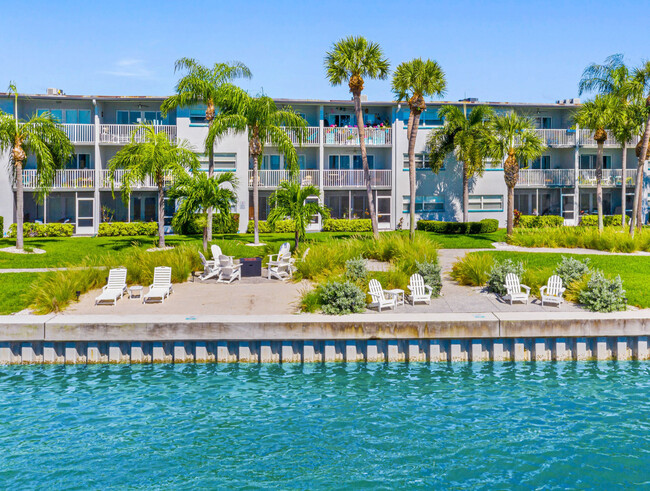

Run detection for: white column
[[318, 105, 325, 230], [574, 124, 581, 219], [93, 102, 102, 234]]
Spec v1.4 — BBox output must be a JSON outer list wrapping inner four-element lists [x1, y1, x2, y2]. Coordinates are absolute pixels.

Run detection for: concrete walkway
[[491, 242, 650, 256]]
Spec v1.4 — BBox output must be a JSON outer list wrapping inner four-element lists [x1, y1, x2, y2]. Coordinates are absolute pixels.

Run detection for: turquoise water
[[1, 362, 650, 489]]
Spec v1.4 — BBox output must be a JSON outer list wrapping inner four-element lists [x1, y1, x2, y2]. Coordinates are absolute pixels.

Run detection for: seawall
[[1, 311, 649, 364]]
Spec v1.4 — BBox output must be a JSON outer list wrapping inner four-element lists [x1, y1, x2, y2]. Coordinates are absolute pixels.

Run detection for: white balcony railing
[[62, 124, 95, 143], [265, 127, 320, 146], [100, 170, 175, 189], [534, 129, 576, 147], [517, 169, 575, 187], [324, 127, 392, 146], [578, 169, 636, 186], [20, 169, 95, 189], [99, 124, 177, 144], [248, 170, 320, 188], [322, 169, 392, 188], [578, 129, 639, 147]]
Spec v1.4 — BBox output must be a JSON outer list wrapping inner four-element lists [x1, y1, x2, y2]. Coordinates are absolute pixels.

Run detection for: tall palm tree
[[427, 105, 493, 223], [168, 171, 238, 251], [161, 58, 251, 241], [109, 124, 199, 248], [391, 58, 446, 240], [325, 36, 390, 239], [0, 84, 74, 249], [575, 95, 616, 233], [267, 180, 329, 249], [484, 112, 545, 235], [207, 86, 307, 245]]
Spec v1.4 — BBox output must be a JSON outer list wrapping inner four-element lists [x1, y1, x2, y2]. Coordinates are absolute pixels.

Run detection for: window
[[402, 153, 432, 170], [256, 154, 307, 170], [402, 196, 444, 213], [535, 117, 552, 129], [117, 110, 165, 125], [580, 154, 611, 169], [527, 155, 551, 169], [468, 195, 504, 211], [329, 154, 373, 170], [199, 153, 237, 172], [420, 109, 442, 126], [66, 153, 92, 169]]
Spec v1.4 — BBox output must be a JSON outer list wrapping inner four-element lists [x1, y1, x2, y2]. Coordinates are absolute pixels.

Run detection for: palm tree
[[168, 171, 238, 251], [206, 86, 307, 245], [161, 58, 251, 241], [267, 179, 329, 249], [325, 36, 390, 239], [108, 124, 200, 248], [575, 95, 616, 232], [484, 112, 545, 235], [392, 58, 447, 240], [427, 105, 493, 223], [0, 84, 74, 249]]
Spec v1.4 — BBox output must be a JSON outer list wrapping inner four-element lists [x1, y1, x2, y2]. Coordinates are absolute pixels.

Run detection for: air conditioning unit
[[46, 88, 61, 95]]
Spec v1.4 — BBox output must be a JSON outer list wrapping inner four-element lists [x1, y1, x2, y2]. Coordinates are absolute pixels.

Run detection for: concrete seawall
[[1, 312, 649, 364]]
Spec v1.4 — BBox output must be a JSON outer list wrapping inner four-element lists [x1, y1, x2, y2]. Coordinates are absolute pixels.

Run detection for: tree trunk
[[636, 179, 644, 230], [252, 154, 260, 244], [207, 146, 214, 242], [596, 141, 604, 233], [407, 108, 420, 240], [294, 227, 300, 250], [462, 163, 469, 223], [630, 112, 650, 236], [15, 160, 24, 249], [621, 141, 627, 229], [507, 185, 515, 235], [157, 181, 165, 248], [352, 90, 379, 239], [202, 224, 208, 252]]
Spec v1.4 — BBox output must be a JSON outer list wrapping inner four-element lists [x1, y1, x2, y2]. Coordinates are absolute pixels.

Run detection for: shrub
[[179, 213, 239, 235], [517, 215, 564, 228], [345, 256, 367, 282], [417, 218, 498, 234], [555, 256, 591, 286], [578, 270, 627, 312], [98, 222, 158, 237], [450, 253, 494, 287], [487, 259, 524, 295], [320, 280, 366, 315], [580, 215, 629, 227], [0, 216, 3, 236], [246, 220, 295, 233], [508, 227, 650, 253], [321, 219, 372, 232], [8, 223, 74, 238], [416, 260, 442, 297]]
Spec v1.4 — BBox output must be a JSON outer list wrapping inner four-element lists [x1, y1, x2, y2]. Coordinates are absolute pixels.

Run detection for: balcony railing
[[578, 129, 639, 147], [19, 169, 95, 189], [248, 170, 320, 188], [63, 124, 95, 144], [265, 127, 320, 146], [517, 169, 575, 187], [322, 169, 392, 188], [99, 124, 177, 144], [578, 169, 636, 186], [324, 127, 392, 146], [100, 170, 176, 189], [534, 129, 576, 147]]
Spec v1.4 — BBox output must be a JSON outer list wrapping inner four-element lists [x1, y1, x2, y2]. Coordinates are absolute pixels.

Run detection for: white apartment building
[[0, 91, 648, 235]]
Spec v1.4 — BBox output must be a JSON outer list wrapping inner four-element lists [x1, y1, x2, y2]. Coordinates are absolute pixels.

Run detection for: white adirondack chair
[[503, 273, 531, 305], [211, 244, 223, 261], [143, 266, 173, 304], [368, 279, 397, 312], [95, 267, 128, 306], [407, 274, 434, 305], [217, 255, 242, 284], [198, 251, 220, 281], [267, 243, 294, 281], [540, 275, 565, 307]]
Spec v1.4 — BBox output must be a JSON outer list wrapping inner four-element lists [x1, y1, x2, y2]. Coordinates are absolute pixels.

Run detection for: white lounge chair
[[143, 266, 173, 304], [198, 251, 220, 281], [407, 273, 434, 305], [217, 255, 242, 284], [540, 275, 565, 307], [503, 273, 531, 305], [94, 267, 127, 306], [267, 242, 295, 281], [211, 244, 223, 262], [368, 279, 397, 312]]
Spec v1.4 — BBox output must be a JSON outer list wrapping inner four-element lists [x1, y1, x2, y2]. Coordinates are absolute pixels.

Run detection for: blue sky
[[1, 0, 649, 103]]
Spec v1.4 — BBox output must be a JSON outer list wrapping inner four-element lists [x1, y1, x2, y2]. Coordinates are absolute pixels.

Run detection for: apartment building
[[0, 91, 648, 235]]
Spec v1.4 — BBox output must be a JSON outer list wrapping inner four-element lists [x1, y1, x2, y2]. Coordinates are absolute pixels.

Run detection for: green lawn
[[0, 273, 51, 314]]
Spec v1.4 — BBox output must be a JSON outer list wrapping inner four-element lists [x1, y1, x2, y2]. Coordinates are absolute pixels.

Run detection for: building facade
[[1, 91, 649, 235]]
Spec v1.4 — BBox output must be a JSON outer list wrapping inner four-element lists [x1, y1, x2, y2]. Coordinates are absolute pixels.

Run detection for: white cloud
[[101, 59, 153, 78]]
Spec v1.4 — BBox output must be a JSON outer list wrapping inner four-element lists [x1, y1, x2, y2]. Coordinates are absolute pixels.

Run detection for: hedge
[[246, 220, 295, 233], [322, 219, 372, 232], [517, 215, 565, 228], [178, 213, 240, 235], [580, 215, 629, 227], [0, 216, 3, 236], [97, 222, 158, 237], [416, 218, 499, 234], [8, 223, 75, 238]]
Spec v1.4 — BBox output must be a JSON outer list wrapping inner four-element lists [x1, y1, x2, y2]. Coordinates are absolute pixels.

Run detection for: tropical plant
[[168, 171, 238, 251], [345, 256, 368, 282], [555, 256, 591, 286], [575, 95, 617, 233], [487, 258, 525, 296], [267, 179, 329, 249], [578, 270, 627, 312], [207, 86, 307, 244], [325, 36, 390, 239], [392, 58, 447, 239], [161, 58, 251, 241], [428, 105, 493, 223], [483, 112, 545, 235], [108, 124, 200, 248], [0, 84, 74, 249], [320, 280, 366, 315]]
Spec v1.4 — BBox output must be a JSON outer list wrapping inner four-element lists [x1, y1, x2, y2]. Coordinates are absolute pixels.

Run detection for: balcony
[[323, 169, 392, 188], [578, 129, 639, 147], [248, 170, 320, 189], [100, 170, 174, 189], [62, 124, 95, 144], [19, 169, 95, 190], [99, 124, 177, 144], [517, 169, 575, 187], [577, 169, 636, 187], [265, 127, 320, 146], [324, 127, 392, 146], [534, 129, 576, 147]]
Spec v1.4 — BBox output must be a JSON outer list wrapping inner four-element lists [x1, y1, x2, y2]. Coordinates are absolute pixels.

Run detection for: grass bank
[[507, 227, 650, 252], [0, 273, 51, 314]]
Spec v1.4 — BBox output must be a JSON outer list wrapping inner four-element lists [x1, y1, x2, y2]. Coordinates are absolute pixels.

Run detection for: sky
[[1, 0, 649, 103]]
